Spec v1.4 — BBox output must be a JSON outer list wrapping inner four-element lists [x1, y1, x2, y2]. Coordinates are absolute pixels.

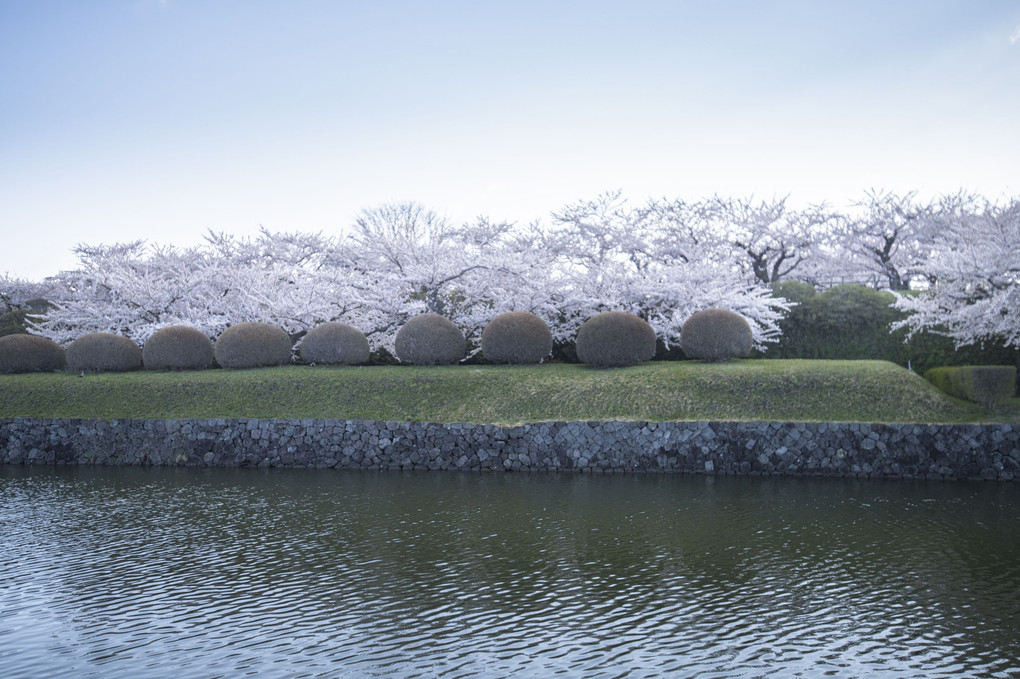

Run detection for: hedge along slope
[[143, 325, 215, 371], [66, 332, 142, 372], [575, 311, 656, 367], [925, 365, 1017, 409], [214, 322, 293, 369], [298, 322, 370, 365], [0, 334, 66, 373], [394, 313, 466, 365], [680, 308, 754, 361], [482, 311, 553, 364]]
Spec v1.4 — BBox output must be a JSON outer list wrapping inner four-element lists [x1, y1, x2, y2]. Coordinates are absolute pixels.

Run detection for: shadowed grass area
[[0, 360, 1015, 424]]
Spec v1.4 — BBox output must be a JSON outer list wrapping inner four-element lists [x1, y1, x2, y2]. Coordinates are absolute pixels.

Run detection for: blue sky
[[2, 0, 1019, 280]]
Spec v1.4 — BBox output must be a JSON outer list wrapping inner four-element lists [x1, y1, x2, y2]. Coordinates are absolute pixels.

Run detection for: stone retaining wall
[[2, 418, 1017, 481]]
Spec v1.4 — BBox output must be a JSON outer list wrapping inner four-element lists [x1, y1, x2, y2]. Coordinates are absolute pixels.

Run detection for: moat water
[[1, 466, 1017, 678]]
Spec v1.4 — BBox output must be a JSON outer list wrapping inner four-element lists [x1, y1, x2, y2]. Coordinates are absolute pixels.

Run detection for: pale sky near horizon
[[2, 0, 1019, 281]]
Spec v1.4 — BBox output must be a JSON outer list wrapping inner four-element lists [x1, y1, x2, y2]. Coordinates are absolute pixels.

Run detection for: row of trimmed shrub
[[7, 283, 1014, 378], [0, 308, 753, 373]]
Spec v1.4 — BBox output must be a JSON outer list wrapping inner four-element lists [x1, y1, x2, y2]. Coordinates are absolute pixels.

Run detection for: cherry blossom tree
[[200, 228, 374, 338], [642, 196, 727, 267], [345, 202, 560, 353], [892, 197, 1020, 348], [705, 195, 835, 286], [33, 241, 222, 344], [32, 231, 375, 345], [832, 190, 935, 290], [1, 274, 66, 312], [546, 192, 789, 348], [542, 191, 653, 338], [32, 190, 1013, 358]]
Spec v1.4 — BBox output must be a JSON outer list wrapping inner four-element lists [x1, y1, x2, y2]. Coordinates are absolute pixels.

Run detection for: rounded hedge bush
[[680, 308, 753, 361], [0, 334, 66, 373], [214, 322, 293, 369], [394, 313, 465, 365], [142, 325, 215, 371], [298, 322, 370, 365], [574, 311, 656, 367], [66, 332, 142, 372], [481, 311, 553, 364]]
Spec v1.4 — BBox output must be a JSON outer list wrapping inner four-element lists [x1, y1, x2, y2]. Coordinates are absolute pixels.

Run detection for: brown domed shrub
[[481, 311, 553, 364], [214, 322, 293, 369], [66, 332, 142, 372], [298, 322, 370, 365], [680, 308, 754, 361], [0, 334, 66, 373], [142, 325, 214, 371], [575, 311, 656, 367], [394, 313, 465, 365]]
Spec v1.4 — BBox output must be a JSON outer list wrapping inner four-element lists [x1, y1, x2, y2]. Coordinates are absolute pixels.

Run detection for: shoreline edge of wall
[[2, 418, 1018, 481]]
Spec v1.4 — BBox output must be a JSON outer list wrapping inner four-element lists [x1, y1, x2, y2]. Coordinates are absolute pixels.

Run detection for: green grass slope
[[1, 360, 1014, 424]]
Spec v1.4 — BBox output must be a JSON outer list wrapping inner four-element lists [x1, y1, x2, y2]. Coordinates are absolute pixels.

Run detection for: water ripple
[[1, 468, 1018, 678]]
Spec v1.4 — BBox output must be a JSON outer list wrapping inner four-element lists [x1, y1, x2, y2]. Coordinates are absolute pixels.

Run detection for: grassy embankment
[[1, 360, 1017, 425]]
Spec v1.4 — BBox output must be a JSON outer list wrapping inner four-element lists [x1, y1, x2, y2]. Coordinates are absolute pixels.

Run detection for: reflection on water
[[1, 466, 1018, 678]]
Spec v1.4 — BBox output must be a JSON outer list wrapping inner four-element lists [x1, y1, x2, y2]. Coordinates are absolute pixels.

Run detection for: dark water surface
[[1, 466, 1017, 678]]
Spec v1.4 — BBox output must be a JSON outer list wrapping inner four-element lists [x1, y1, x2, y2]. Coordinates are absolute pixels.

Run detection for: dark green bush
[[23, 298, 53, 312], [0, 333, 66, 373], [0, 309, 31, 337], [214, 322, 293, 369], [575, 311, 656, 367], [66, 332, 142, 372], [764, 284, 903, 361], [924, 365, 1017, 409], [770, 280, 817, 306], [142, 326, 214, 371], [0, 299, 53, 338], [680, 308, 754, 361], [481, 311, 553, 364], [298, 322, 370, 365], [762, 283, 1019, 378], [368, 346, 401, 366], [394, 313, 465, 365]]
